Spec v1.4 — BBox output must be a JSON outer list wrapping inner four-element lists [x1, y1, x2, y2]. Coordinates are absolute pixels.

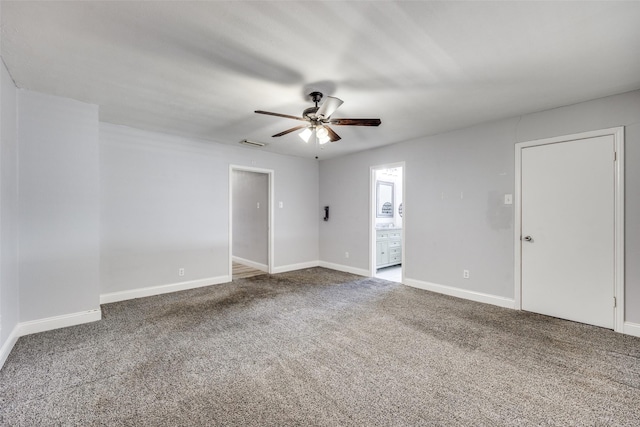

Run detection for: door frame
[[514, 127, 624, 332], [229, 165, 275, 277], [370, 162, 406, 281]]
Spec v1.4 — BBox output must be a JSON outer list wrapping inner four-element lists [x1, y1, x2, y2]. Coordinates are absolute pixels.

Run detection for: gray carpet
[[1, 268, 639, 426]]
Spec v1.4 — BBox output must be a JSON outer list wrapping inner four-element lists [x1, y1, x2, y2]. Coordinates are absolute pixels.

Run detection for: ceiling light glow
[[299, 127, 312, 143], [316, 126, 329, 139]]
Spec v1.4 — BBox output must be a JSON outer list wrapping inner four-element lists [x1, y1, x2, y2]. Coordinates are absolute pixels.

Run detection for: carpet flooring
[[1, 268, 639, 426]]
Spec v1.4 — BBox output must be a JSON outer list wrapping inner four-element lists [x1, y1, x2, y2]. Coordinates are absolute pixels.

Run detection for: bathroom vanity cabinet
[[376, 228, 402, 268]]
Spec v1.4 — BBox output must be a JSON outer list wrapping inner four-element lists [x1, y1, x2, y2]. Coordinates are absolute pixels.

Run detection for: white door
[[521, 135, 615, 329]]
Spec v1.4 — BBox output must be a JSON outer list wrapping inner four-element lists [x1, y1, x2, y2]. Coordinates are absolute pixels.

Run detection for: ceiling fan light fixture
[[316, 125, 330, 145], [316, 126, 329, 139], [299, 127, 312, 143], [255, 91, 381, 149]]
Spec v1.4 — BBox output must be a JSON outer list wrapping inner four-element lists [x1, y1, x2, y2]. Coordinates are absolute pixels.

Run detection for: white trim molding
[[514, 126, 625, 333], [0, 326, 20, 370], [100, 275, 231, 305], [319, 261, 369, 277], [404, 278, 516, 309], [17, 309, 102, 337], [623, 322, 640, 338], [232, 256, 268, 272], [239, 260, 369, 276], [369, 162, 406, 280], [1, 309, 102, 370], [272, 261, 320, 274]]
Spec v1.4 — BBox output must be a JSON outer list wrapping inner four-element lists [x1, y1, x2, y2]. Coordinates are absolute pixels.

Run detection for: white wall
[[18, 90, 100, 322], [3, 82, 636, 367], [3, 87, 319, 366], [0, 58, 19, 365], [232, 170, 268, 267], [320, 89, 640, 323], [100, 124, 319, 296]]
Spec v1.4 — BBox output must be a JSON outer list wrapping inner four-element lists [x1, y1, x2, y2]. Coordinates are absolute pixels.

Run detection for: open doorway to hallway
[[370, 163, 404, 283], [229, 166, 274, 280]]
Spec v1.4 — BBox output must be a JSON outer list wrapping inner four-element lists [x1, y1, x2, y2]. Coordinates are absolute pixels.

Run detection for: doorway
[[229, 166, 274, 279], [370, 163, 405, 283], [514, 127, 624, 331]]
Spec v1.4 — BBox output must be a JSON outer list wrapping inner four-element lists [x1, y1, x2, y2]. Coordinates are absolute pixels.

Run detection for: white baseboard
[[271, 261, 320, 274], [0, 326, 20, 370], [1, 309, 101, 370], [404, 277, 516, 309], [100, 275, 231, 304], [623, 321, 640, 338], [18, 309, 102, 337], [232, 256, 268, 272], [318, 261, 370, 277]]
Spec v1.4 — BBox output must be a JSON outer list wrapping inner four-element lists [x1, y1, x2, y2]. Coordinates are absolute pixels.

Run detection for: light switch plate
[[504, 194, 513, 205]]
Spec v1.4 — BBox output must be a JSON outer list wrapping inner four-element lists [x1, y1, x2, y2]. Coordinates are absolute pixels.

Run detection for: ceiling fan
[[255, 92, 381, 145]]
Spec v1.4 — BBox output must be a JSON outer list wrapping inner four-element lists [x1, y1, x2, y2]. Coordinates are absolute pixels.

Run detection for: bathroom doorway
[[370, 163, 405, 283]]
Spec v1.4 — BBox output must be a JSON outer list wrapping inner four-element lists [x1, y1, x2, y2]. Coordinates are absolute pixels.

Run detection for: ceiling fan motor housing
[[303, 106, 320, 120], [303, 92, 324, 120]]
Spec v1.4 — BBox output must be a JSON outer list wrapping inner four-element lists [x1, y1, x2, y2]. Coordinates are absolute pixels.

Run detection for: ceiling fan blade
[[255, 110, 306, 121], [272, 124, 309, 137], [316, 96, 344, 119], [325, 126, 341, 142], [329, 118, 381, 126]]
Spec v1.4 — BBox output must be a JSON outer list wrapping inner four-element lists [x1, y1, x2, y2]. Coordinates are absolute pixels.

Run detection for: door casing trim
[[229, 165, 275, 277], [514, 127, 624, 332]]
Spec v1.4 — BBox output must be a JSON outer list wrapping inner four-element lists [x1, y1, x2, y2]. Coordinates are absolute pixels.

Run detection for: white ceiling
[[2, 1, 640, 159]]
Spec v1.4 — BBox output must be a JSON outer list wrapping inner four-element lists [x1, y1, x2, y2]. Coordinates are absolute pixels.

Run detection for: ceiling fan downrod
[[309, 91, 323, 107]]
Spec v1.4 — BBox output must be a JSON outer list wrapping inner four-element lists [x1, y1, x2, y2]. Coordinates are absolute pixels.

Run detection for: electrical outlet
[[178, 268, 185, 277], [279, 201, 284, 208], [345, 252, 349, 259], [463, 269, 470, 279]]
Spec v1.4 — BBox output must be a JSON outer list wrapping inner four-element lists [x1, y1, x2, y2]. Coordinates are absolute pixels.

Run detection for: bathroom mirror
[[376, 181, 394, 218]]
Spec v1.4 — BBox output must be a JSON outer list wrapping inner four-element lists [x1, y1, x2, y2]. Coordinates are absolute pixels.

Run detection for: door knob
[[523, 235, 533, 242]]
